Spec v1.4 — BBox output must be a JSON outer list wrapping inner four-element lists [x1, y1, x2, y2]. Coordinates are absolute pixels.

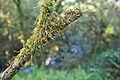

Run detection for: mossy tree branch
[[37, 8, 83, 64], [0, 0, 83, 79], [0, 0, 54, 79]]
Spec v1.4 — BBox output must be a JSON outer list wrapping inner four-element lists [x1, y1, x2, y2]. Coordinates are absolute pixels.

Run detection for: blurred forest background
[[0, 0, 120, 80]]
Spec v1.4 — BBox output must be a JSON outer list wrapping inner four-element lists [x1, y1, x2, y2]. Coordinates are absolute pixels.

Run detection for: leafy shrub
[[12, 66, 116, 80], [87, 49, 120, 79]]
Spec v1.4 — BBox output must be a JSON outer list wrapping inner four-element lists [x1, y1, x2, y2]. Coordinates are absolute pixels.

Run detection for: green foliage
[[12, 66, 114, 80], [85, 49, 120, 80], [11, 48, 120, 80], [89, 49, 120, 69]]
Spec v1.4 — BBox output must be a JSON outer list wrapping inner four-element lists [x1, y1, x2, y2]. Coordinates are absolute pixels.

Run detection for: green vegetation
[[11, 66, 112, 80], [12, 49, 120, 80]]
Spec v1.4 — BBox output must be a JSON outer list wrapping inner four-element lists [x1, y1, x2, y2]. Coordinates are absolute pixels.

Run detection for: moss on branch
[[0, 0, 83, 79], [0, 0, 54, 79]]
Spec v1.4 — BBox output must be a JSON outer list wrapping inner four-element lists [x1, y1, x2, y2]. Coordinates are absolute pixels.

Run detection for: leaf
[[105, 24, 114, 34]]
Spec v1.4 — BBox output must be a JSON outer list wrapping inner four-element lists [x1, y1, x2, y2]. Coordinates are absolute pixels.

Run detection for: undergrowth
[[12, 66, 113, 80], [12, 49, 120, 80]]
